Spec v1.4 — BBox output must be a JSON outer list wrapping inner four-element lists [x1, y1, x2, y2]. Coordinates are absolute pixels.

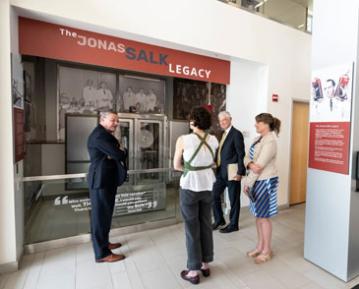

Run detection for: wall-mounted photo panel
[[57, 65, 116, 141], [310, 65, 352, 123], [118, 75, 165, 114], [210, 83, 226, 138], [173, 78, 208, 120], [309, 63, 353, 175], [11, 53, 24, 110]]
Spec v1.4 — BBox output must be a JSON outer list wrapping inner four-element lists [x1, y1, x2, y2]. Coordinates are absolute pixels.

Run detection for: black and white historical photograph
[[210, 83, 227, 138], [23, 62, 38, 141], [173, 79, 226, 138], [11, 54, 24, 110], [173, 78, 208, 120], [118, 75, 165, 114], [310, 64, 352, 123], [58, 66, 116, 140]]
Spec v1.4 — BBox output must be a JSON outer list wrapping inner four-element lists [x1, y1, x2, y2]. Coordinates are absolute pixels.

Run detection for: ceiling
[[290, 0, 313, 9]]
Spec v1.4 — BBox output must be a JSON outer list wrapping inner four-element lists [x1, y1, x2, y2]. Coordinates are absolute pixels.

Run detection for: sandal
[[254, 252, 273, 264], [246, 249, 261, 258]]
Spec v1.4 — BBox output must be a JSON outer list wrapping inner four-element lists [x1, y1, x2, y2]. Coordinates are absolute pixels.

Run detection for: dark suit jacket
[[216, 126, 246, 179], [87, 124, 128, 189]]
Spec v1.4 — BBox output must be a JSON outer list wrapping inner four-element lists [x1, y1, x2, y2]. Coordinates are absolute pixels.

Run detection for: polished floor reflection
[[1, 204, 358, 289]]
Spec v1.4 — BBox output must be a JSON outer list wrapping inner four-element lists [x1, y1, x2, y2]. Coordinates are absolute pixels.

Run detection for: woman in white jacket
[[243, 113, 281, 264]]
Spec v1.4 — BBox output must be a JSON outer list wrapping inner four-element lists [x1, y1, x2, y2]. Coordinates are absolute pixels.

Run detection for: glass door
[[113, 114, 168, 219], [114, 117, 134, 170], [135, 119, 163, 184]]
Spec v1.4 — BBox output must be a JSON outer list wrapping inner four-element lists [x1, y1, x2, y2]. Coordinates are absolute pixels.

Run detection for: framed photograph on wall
[[172, 79, 226, 138], [11, 54, 24, 110], [210, 83, 226, 138], [23, 61, 41, 142], [57, 65, 116, 141], [310, 65, 353, 123], [308, 63, 354, 175], [118, 75, 165, 114], [13, 108, 25, 162], [23, 70, 32, 103]]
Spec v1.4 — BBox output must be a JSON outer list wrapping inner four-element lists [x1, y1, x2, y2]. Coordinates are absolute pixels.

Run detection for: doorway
[[289, 101, 309, 205]]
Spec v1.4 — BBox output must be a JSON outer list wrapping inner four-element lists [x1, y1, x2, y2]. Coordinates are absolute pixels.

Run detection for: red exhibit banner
[[13, 108, 25, 163], [308, 122, 351, 175], [19, 17, 230, 84]]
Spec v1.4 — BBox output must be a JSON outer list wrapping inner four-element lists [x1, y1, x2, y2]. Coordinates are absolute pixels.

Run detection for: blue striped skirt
[[249, 177, 279, 218]]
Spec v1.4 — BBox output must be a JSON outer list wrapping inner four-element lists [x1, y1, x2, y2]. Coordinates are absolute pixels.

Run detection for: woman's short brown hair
[[189, 106, 212, 130]]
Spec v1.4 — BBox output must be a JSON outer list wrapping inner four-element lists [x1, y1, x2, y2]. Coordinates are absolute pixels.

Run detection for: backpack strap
[[183, 133, 215, 177]]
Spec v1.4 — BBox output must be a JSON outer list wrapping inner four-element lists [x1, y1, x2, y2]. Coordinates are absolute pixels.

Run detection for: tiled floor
[[1, 204, 359, 289]]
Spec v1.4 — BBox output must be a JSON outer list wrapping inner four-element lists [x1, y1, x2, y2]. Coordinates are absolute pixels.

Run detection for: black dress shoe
[[180, 270, 200, 285], [212, 220, 226, 230], [219, 225, 239, 233], [201, 268, 210, 277]]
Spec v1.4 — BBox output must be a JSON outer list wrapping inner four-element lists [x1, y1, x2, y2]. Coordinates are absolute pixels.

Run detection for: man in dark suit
[[87, 111, 128, 262], [212, 111, 246, 233]]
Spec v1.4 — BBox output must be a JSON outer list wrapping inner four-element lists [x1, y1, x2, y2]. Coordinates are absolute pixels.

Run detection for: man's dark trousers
[[90, 184, 117, 260], [212, 172, 241, 229], [212, 126, 245, 230]]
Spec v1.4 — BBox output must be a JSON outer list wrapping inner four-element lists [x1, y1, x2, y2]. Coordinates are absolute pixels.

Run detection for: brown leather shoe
[[108, 242, 122, 250], [180, 270, 200, 285], [96, 253, 125, 263]]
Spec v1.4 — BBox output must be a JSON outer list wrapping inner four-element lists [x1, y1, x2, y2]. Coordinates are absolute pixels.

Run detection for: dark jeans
[[89, 186, 117, 259], [212, 174, 241, 229], [180, 189, 214, 270]]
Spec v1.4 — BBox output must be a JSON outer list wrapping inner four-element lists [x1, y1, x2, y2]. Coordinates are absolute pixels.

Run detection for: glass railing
[[219, 0, 312, 33], [22, 169, 180, 244]]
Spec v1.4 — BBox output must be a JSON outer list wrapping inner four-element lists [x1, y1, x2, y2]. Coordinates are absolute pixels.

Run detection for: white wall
[[304, 0, 359, 282], [349, 52, 359, 280], [227, 59, 268, 207], [0, 0, 17, 271], [9, 0, 311, 209], [10, 6, 25, 263]]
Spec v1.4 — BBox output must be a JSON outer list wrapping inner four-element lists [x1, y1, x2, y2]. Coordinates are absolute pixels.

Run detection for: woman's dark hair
[[255, 113, 281, 135], [189, 106, 212, 130]]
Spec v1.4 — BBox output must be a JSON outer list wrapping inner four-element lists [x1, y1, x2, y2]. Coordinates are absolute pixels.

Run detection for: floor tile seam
[[106, 263, 115, 289], [265, 266, 314, 289], [272, 221, 305, 233], [122, 235, 146, 289], [302, 269, 347, 289], [11, 252, 39, 289], [214, 259, 254, 289], [24, 252, 46, 289], [146, 228, 185, 289], [0, 274, 9, 289], [74, 245, 78, 289]]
